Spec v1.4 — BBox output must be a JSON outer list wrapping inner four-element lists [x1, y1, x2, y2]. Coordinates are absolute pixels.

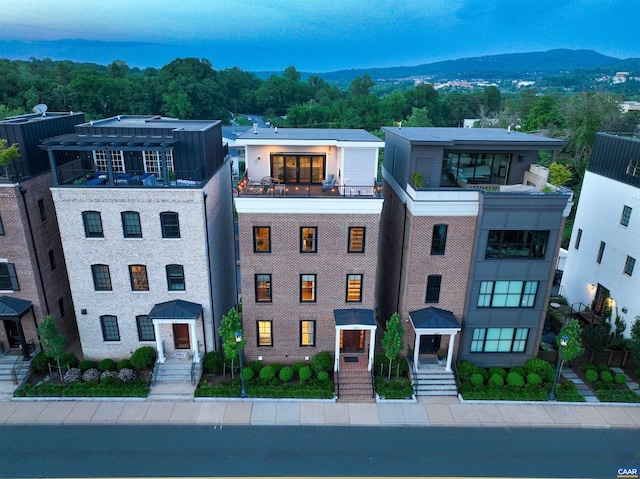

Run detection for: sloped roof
[[148, 300, 203, 320], [333, 309, 377, 327], [0, 297, 32, 319], [409, 307, 461, 330]]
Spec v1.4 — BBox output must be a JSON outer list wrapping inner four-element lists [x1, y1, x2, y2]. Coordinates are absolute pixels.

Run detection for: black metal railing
[[190, 360, 197, 386], [370, 366, 376, 399], [335, 368, 340, 398]]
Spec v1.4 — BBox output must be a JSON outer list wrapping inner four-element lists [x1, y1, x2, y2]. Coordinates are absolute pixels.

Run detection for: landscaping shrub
[[299, 365, 312, 383], [555, 382, 585, 402], [581, 363, 597, 373], [311, 351, 333, 373], [506, 372, 525, 388], [117, 359, 132, 371], [202, 351, 224, 375], [375, 377, 412, 399], [101, 370, 118, 381], [242, 367, 254, 381], [130, 346, 156, 370], [600, 370, 613, 383], [279, 366, 293, 382], [317, 371, 329, 381], [614, 373, 626, 385], [597, 363, 610, 372], [510, 366, 525, 378], [259, 365, 275, 380], [477, 368, 489, 382], [526, 372, 543, 386], [488, 367, 507, 379], [98, 359, 116, 372], [248, 361, 263, 375], [523, 358, 555, 382], [31, 353, 53, 374], [636, 367, 640, 377], [59, 353, 79, 370], [118, 368, 137, 382], [585, 369, 598, 382], [488, 374, 504, 388], [63, 368, 81, 383], [270, 363, 284, 376], [291, 362, 305, 376], [596, 389, 640, 403], [469, 373, 484, 386], [456, 360, 477, 381], [78, 360, 95, 372], [82, 368, 100, 382]]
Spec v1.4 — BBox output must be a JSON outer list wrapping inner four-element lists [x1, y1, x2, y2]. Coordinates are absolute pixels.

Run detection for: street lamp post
[[549, 334, 569, 401], [234, 330, 247, 398]]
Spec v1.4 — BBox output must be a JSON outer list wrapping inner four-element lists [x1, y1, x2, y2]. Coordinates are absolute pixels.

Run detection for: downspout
[[202, 192, 214, 352], [19, 187, 50, 316], [396, 200, 408, 312]]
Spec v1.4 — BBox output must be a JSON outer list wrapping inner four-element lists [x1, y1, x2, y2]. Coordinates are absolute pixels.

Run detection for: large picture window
[[478, 281, 538, 308], [257, 320, 273, 347], [470, 328, 529, 353], [0, 263, 19, 291], [253, 226, 271, 253], [300, 274, 316, 302], [255, 274, 272, 302], [100, 315, 120, 341], [271, 154, 325, 184], [82, 211, 103, 238], [441, 152, 510, 186], [486, 230, 549, 259]]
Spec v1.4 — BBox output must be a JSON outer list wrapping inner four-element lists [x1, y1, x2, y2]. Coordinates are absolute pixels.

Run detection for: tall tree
[[382, 313, 404, 380], [37, 315, 66, 379]]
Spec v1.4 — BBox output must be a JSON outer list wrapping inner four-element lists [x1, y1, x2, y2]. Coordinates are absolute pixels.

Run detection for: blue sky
[[0, 0, 637, 72]]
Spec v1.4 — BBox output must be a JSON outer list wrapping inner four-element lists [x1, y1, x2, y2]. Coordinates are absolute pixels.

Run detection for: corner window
[[486, 230, 550, 259], [346, 274, 363, 302], [255, 274, 272, 302], [300, 274, 316, 302], [624, 256, 636, 276], [301, 227, 317, 253], [478, 281, 538, 308], [100, 315, 120, 341], [257, 320, 273, 347], [38, 199, 46, 221], [426, 274, 442, 303], [0, 263, 20, 291], [431, 225, 448, 255], [253, 226, 271, 253], [166, 264, 185, 291], [122, 211, 142, 238], [136, 315, 155, 341], [82, 211, 103, 238], [620, 206, 632, 227], [300, 320, 316, 347], [470, 327, 529, 353], [597, 241, 606, 264], [91, 264, 112, 291], [348, 227, 365, 253], [574, 228, 582, 250], [160, 212, 180, 238], [129, 265, 149, 291]]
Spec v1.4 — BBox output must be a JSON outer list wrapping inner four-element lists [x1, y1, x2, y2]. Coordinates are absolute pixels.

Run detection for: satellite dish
[[32, 104, 48, 116]]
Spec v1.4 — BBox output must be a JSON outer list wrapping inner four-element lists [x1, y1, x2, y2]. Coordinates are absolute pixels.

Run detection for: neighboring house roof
[[0, 296, 32, 319], [77, 115, 220, 132], [237, 128, 383, 144], [148, 300, 203, 320], [333, 309, 377, 327], [409, 307, 461, 330], [41, 134, 178, 150]]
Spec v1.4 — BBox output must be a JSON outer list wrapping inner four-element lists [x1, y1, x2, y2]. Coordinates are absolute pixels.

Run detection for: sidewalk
[[1, 395, 639, 428]]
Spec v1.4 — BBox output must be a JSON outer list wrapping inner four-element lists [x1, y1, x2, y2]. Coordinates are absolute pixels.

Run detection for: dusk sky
[[0, 0, 638, 72]]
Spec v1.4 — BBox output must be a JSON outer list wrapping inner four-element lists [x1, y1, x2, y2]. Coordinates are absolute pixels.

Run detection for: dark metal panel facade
[[589, 133, 640, 188]]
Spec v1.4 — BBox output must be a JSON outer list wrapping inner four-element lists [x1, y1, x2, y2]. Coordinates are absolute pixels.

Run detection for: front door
[[419, 335, 441, 354], [341, 330, 364, 352], [593, 283, 610, 315], [173, 324, 190, 349], [4, 320, 21, 348]]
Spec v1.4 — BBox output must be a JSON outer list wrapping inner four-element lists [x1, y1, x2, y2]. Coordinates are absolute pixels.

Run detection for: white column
[[154, 322, 165, 363], [190, 321, 200, 363], [445, 333, 456, 372], [367, 327, 376, 371], [334, 328, 341, 371], [413, 334, 421, 370]]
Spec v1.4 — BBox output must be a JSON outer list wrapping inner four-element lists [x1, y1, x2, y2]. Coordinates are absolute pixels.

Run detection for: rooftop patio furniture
[[322, 174, 336, 191]]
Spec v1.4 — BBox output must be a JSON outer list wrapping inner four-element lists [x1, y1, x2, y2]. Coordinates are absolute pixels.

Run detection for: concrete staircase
[[410, 368, 458, 396], [153, 358, 201, 383], [0, 352, 32, 384]]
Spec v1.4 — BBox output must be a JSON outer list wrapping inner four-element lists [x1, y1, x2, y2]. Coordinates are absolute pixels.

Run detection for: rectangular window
[[129, 265, 149, 291], [253, 226, 271, 253], [257, 320, 273, 347], [300, 274, 316, 302], [91, 264, 112, 291], [301, 227, 317, 253], [143, 150, 175, 179], [477, 281, 538, 308], [94, 150, 125, 173], [100, 315, 120, 341], [486, 230, 550, 259], [431, 225, 448, 255], [166, 264, 185, 291], [471, 327, 529, 353], [575, 228, 582, 250], [82, 211, 103, 238], [0, 263, 20, 290], [38, 199, 46, 221], [136, 315, 155, 341], [346, 274, 363, 302], [621, 206, 632, 227], [425, 274, 442, 303], [48, 249, 56, 270], [160, 212, 180, 238], [597, 241, 606, 264], [626, 158, 640, 178], [624, 256, 636, 276], [58, 297, 65, 318], [348, 227, 365, 253], [0, 212, 4, 235], [255, 274, 272, 302], [121, 211, 142, 238], [300, 320, 316, 347]]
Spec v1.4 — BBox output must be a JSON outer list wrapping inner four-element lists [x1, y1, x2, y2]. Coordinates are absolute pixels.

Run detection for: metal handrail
[[190, 360, 197, 386], [370, 366, 375, 399], [335, 368, 340, 398]]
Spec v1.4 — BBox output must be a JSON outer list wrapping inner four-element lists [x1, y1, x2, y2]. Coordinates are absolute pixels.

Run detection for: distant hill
[[255, 49, 624, 83]]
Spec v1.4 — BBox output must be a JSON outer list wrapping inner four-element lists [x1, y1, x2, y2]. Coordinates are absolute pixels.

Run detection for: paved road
[[1, 425, 638, 478]]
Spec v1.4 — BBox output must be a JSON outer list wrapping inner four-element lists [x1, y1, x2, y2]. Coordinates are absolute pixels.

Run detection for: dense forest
[[2, 56, 640, 246]]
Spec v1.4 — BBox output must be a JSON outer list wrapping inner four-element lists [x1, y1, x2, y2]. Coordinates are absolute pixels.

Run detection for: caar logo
[[617, 468, 638, 478]]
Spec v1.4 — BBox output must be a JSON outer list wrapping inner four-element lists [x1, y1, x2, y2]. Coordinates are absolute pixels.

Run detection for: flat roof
[[0, 111, 80, 125], [382, 127, 565, 148], [79, 115, 221, 132], [237, 127, 383, 143], [41, 133, 178, 150]]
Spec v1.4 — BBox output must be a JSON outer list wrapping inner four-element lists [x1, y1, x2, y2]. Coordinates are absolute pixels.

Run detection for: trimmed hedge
[[15, 379, 149, 398]]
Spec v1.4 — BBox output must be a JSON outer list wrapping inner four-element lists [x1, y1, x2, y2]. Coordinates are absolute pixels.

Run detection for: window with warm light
[[129, 265, 149, 291], [300, 320, 316, 347], [346, 274, 363, 302], [348, 227, 365, 253], [257, 320, 272, 347], [253, 226, 271, 253], [301, 227, 317, 253], [300, 274, 316, 302], [255, 274, 272, 302]]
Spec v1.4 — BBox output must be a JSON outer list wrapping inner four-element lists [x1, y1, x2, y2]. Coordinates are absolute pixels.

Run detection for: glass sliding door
[[271, 154, 325, 184]]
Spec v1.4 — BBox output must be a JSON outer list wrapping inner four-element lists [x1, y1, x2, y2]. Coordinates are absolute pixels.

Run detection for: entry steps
[[337, 370, 375, 403], [411, 369, 458, 396], [153, 358, 201, 383]]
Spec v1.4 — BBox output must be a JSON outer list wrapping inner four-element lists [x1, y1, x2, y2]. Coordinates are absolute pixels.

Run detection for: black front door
[[593, 284, 610, 315], [419, 335, 441, 354], [4, 320, 21, 348]]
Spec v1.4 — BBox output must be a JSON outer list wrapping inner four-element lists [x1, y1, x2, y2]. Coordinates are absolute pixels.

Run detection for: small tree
[[558, 319, 584, 363], [0, 139, 20, 166], [548, 162, 572, 186], [381, 313, 404, 380], [218, 308, 244, 377], [37, 315, 66, 380], [629, 317, 640, 365]]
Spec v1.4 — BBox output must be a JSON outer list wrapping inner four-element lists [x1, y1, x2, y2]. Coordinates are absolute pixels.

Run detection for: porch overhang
[[149, 300, 203, 364], [0, 296, 34, 360], [333, 308, 377, 371], [409, 307, 461, 372]]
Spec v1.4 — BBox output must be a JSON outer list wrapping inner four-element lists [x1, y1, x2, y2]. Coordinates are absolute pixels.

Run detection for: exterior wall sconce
[[257, 156, 261, 161], [588, 283, 595, 291], [518, 154, 524, 162], [622, 307, 628, 314]]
